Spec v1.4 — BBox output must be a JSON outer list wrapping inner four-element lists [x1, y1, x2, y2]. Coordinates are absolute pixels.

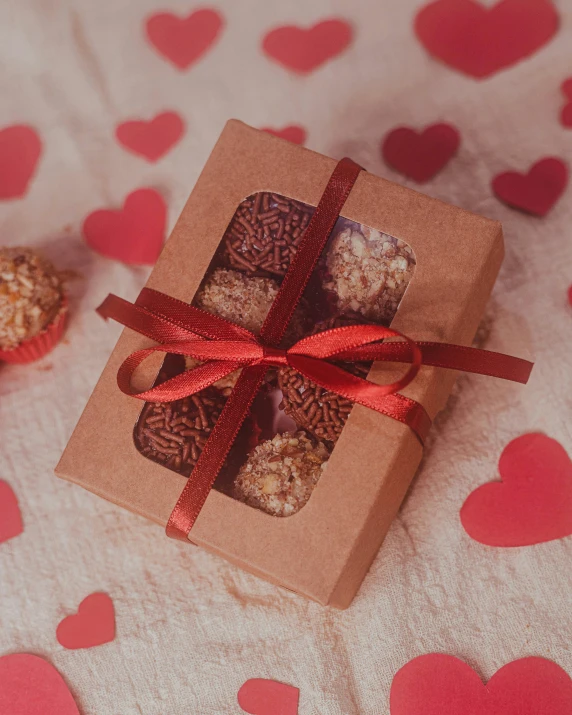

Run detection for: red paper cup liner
[[0, 298, 68, 364]]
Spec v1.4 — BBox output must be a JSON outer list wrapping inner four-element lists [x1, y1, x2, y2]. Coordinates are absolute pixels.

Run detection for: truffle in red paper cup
[[0, 247, 68, 364]]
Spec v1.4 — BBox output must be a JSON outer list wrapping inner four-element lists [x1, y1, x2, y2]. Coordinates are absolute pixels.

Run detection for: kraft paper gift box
[[57, 119, 507, 608]]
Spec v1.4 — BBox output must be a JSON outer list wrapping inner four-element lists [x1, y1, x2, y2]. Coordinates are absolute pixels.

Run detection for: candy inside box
[[57, 120, 504, 608]]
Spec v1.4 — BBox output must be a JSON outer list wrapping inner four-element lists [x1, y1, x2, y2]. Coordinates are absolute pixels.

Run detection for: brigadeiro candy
[[278, 314, 370, 446], [0, 247, 67, 363], [323, 223, 415, 324], [233, 431, 329, 517], [223, 192, 314, 277], [136, 388, 227, 476]]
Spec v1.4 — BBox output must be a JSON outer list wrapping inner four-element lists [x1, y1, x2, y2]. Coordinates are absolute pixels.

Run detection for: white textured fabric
[[1, 1, 571, 713]]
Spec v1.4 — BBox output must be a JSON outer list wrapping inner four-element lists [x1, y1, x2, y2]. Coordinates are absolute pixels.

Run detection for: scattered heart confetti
[[0, 125, 42, 200], [492, 157, 568, 216], [115, 111, 185, 162], [56, 592, 115, 649], [261, 125, 307, 145], [560, 78, 572, 128], [0, 653, 80, 715], [415, 0, 559, 79], [262, 19, 352, 74], [390, 654, 572, 715], [145, 8, 223, 70], [83, 188, 167, 265], [461, 433, 572, 547], [381, 123, 460, 183], [0, 481, 23, 544], [238, 678, 299, 715]]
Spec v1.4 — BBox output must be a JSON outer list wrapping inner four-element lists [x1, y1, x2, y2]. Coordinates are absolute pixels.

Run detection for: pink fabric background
[[1, 1, 571, 713]]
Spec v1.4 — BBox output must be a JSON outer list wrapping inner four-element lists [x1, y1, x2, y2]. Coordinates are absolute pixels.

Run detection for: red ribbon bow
[[97, 157, 533, 542], [98, 288, 532, 448]]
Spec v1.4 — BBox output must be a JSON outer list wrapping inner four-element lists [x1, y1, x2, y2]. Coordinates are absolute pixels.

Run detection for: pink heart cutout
[[560, 78, 572, 128], [0, 480, 23, 544], [415, 0, 559, 79], [390, 654, 572, 714], [116, 111, 184, 161], [0, 654, 80, 715], [261, 125, 307, 145], [461, 433, 572, 547], [238, 678, 299, 715], [492, 157, 568, 216], [0, 125, 42, 200], [146, 9, 223, 70], [56, 592, 115, 649], [382, 123, 460, 183], [262, 19, 352, 74], [83, 188, 167, 265]]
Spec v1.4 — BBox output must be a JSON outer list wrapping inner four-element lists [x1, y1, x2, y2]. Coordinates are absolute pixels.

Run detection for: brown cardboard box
[[56, 119, 504, 608]]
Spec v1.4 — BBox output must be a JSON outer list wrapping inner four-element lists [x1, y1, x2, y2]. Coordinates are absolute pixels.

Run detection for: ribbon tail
[[166, 365, 267, 541], [97, 294, 205, 344], [335, 342, 533, 384]]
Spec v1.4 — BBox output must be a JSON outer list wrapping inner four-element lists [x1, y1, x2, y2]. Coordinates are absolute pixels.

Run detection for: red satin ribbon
[[97, 158, 533, 542]]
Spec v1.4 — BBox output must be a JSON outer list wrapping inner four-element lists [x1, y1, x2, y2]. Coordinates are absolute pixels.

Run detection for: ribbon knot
[[260, 345, 289, 367]]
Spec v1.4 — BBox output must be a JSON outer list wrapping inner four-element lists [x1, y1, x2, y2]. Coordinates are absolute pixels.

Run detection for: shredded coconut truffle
[[234, 431, 329, 516], [194, 267, 307, 342], [0, 247, 64, 350], [195, 268, 280, 333], [324, 224, 415, 324]]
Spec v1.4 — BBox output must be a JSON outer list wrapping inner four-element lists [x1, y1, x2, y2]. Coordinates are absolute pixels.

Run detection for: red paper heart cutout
[[83, 188, 166, 265], [56, 592, 115, 649], [560, 78, 572, 128], [116, 111, 184, 161], [461, 433, 572, 547], [262, 19, 352, 74], [0, 125, 42, 200], [238, 679, 299, 715], [0, 653, 80, 715], [492, 158, 568, 216], [382, 123, 460, 183], [0, 480, 23, 544], [415, 0, 559, 79], [145, 9, 223, 70], [261, 125, 307, 145], [390, 654, 572, 714], [568, 284, 572, 307]]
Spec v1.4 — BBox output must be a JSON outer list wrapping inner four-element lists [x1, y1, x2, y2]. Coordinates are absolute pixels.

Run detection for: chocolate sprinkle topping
[[223, 192, 315, 277], [278, 314, 371, 445], [135, 388, 227, 476]]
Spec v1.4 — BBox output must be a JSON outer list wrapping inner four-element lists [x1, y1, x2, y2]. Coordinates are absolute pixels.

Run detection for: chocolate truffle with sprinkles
[[0, 247, 65, 351], [233, 431, 329, 517], [136, 388, 227, 476], [223, 192, 315, 277], [278, 314, 370, 445]]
